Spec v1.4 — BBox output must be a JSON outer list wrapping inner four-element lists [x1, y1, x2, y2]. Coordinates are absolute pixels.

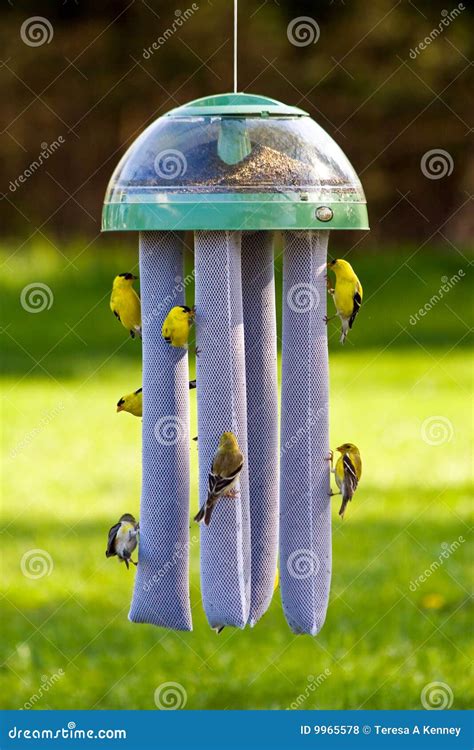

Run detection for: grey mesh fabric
[[194, 230, 251, 629], [241, 232, 279, 626], [279, 231, 331, 636], [129, 231, 192, 631]]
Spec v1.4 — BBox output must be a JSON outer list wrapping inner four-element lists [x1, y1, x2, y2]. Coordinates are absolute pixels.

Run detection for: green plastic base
[[102, 194, 369, 232]]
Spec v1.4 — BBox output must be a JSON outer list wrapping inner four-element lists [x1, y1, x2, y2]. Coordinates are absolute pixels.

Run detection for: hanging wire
[[234, 0, 238, 93]]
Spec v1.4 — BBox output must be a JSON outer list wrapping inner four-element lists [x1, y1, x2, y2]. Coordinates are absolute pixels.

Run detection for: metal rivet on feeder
[[102, 91, 369, 635], [316, 206, 334, 222]]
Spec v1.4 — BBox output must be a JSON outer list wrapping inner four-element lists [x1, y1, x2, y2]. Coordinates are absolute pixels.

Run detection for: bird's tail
[[340, 320, 348, 345], [339, 497, 350, 518], [194, 505, 206, 524], [194, 498, 216, 525], [204, 503, 214, 526]]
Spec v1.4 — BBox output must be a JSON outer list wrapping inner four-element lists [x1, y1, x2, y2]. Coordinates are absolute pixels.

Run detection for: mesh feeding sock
[[279, 230, 331, 636], [194, 230, 251, 630], [129, 231, 192, 631], [241, 231, 279, 626]]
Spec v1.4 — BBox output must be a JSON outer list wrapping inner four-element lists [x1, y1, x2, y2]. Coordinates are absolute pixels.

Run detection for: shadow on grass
[[2, 247, 472, 378]]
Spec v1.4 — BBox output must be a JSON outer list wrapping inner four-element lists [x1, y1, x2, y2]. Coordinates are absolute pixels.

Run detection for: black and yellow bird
[[328, 443, 362, 518], [325, 259, 363, 344], [161, 305, 195, 348], [110, 273, 142, 339], [117, 388, 142, 416], [194, 432, 244, 526], [105, 514, 139, 569]]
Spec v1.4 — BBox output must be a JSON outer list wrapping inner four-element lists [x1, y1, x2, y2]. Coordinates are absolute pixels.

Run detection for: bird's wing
[[343, 454, 359, 498], [208, 461, 243, 497], [106, 523, 121, 557], [348, 288, 362, 329]]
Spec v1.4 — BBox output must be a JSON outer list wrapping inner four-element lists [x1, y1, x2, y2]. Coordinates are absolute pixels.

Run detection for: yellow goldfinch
[[117, 387, 142, 417], [106, 513, 139, 569], [194, 431, 244, 526], [116, 381, 195, 417], [161, 305, 195, 348], [328, 443, 362, 518], [326, 259, 363, 344], [110, 273, 142, 339]]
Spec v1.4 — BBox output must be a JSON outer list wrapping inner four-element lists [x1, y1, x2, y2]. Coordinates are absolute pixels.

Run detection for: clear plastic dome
[[103, 94, 368, 231]]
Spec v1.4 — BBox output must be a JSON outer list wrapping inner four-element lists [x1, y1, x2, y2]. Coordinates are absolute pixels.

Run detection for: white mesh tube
[[279, 230, 331, 636], [129, 231, 192, 631], [241, 231, 279, 626], [194, 230, 251, 629]]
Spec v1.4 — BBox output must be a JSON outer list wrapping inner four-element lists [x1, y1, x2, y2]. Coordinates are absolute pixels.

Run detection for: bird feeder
[[102, 93, 368, 635]]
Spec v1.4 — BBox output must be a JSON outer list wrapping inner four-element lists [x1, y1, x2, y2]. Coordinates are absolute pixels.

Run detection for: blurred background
[[1, 0, 473, 712]]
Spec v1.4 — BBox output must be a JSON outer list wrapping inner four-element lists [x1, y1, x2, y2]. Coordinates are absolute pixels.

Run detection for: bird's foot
[[325, 450, 334, 463], [130, 559, 138, 567], [328, 490, 342, 497], [224, 489, 239, 500], [194, 346, 201, 357]]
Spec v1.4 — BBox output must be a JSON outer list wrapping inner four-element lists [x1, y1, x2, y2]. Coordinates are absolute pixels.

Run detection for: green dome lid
[[164, 93, 309, 117], [102, 92, 368, 232]]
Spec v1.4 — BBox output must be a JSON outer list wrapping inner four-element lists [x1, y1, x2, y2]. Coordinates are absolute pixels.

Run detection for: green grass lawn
[[1, 240, 472, 710]]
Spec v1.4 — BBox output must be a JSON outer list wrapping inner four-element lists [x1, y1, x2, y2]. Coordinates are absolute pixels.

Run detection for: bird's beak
[[116, 404, 123, 412], [336, 445, 344, 452], [132, 274, 138, 280]]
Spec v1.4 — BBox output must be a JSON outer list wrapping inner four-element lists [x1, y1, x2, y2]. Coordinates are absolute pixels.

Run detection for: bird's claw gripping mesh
[[195, 231, 251, 629], [129, 231, 192, 631], [279, 231, 331, 636], [241, 232, 279, 627]]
